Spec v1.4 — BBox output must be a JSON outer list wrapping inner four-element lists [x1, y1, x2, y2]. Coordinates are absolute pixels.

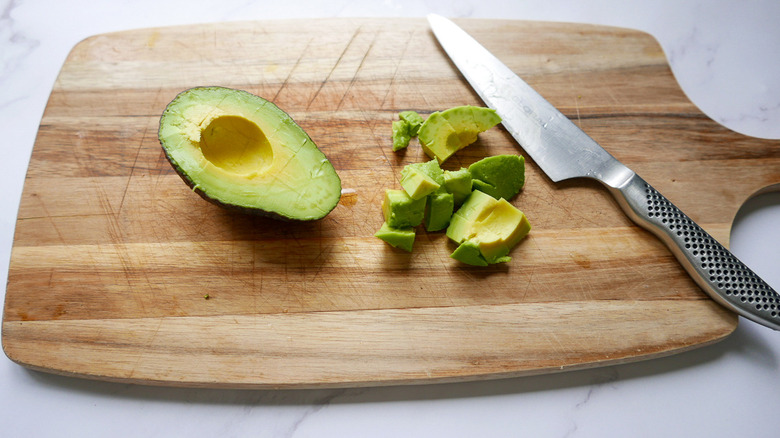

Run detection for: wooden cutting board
[[4, 18, 779, 389]]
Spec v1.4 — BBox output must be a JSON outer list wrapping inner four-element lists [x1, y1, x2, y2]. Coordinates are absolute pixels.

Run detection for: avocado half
[[158, 86, 342, 220]]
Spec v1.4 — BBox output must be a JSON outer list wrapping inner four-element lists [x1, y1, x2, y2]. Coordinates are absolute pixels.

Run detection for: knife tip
[[426, 13, 445, 25]]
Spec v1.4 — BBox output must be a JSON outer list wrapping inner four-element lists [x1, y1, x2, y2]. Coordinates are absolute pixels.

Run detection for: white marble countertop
[[2, 1, 780, 436]]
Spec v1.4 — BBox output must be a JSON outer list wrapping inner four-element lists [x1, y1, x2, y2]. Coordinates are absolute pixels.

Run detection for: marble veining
[[1, 0, 40, 107]]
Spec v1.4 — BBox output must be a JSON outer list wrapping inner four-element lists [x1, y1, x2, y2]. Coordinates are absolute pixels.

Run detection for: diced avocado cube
[[446, 190, 498, 242], [418, 106, 502, 163], [446, 190, 531, 265], [445, 212, 472, 244], [465, 106, 502, 130], [471, 228, 510, 263], [399, 159, 445, 200], [399, 111, 424, 136], [404, 159, 444, 183], [468, 199, 529, 263], [392, 120, 412, 151], [375, 222, 416, 252], [450, 240, 489, 266], [418, 112, 460, 163], [424, 191, 455, 232], [442, 167, 473, 205], [485, 199, 532, 250], [382, 189, 426, 228], [468, 154, 525, 200], [400, 166, 441, 200]]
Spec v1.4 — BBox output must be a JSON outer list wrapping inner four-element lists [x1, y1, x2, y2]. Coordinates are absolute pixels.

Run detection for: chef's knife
[[427, 14, 780, 330]]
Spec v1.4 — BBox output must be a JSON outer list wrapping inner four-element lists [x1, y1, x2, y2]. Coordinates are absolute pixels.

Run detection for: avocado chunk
[[424, 191, 455, 232], [417, 112, 459, 163], [158, 86, 341, 220], [399, 159, 444, 200], [399, 111, 424, 136], [469, 154, 525, 200], [392, 111, 424, 151], [446, 190, 531, 265], [418, 106, 501, 163], [382, 189, 426, 228], [450, 240, 489, 266], [375, 222, 416, 252], [400, 166, 440, 200], [392, 120, 412, 151], [469, 198, 531, 263], [442, 168, 473, 206], [446, 190, 498, 243], [404, 159, 445, 183]]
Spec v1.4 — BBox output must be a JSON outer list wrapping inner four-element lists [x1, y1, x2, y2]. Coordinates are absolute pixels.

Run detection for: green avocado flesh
[[449, 240, 489, 266], [158, 86, 341, 220], [382, 189, 425, 228], [392, 120, 412, 151], [469, 154, 525, 200], [376, 150, 530, 264], [400, 160, 444, 200], [447, 190, 531, 265], [374, 222, 415, 252], [399, 111, 424, 136], [380, 105, 529, 264], [418, 106, 501, 163], [442, 168, 473, 206], [424, 191, 454, 232], [391, 111, 425, 151]]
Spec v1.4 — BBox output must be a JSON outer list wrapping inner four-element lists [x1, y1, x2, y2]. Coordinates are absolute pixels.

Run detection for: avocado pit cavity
[[200, 115, 273, 176]]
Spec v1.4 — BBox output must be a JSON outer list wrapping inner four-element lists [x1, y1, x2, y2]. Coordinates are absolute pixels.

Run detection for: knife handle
[[607, 172, 780, 330]]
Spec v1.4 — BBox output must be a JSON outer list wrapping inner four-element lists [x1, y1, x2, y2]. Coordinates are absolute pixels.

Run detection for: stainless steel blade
[[427, 14, 780, 331], [427, 13, 633, 188]]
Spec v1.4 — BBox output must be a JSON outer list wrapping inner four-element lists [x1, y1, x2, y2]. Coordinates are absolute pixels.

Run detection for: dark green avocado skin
[[160, 136, 328, 222]]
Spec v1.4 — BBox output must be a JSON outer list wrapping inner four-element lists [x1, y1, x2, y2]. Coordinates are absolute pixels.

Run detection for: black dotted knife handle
[[608, 173, 780, 330]]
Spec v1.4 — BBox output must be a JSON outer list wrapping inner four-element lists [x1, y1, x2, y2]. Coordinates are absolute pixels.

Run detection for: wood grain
[[4, 18, 778, 388]]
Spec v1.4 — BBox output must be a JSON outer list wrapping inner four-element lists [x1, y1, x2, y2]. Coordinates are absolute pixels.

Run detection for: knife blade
[[427, 13, 780, 331]]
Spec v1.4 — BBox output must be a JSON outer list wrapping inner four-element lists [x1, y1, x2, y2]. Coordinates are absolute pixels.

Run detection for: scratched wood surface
[[4, 18, 779, 388]]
